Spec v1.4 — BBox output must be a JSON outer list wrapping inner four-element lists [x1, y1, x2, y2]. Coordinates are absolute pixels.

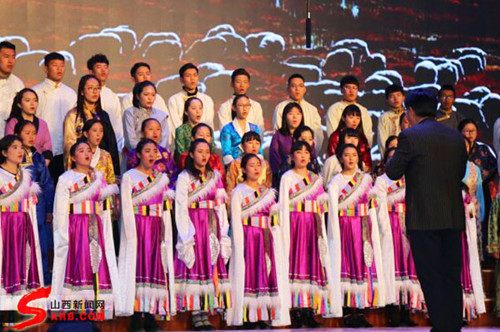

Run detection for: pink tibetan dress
[[372, 174, 425, 311], [174, 170, 232, 313], [226, 184, 280, 325], [0, 168, 42, 310], [278, 170, 339, 320], [117, 169, 176, 319], [51, 169, 120, 319], [327, 171, 386, 309]]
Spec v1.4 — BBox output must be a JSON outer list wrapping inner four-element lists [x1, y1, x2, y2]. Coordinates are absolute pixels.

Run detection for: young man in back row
[[0, 41, 24, 136], [377, 84, 405, 154], [325, 75, 373, 146], [167, 63, 215, 129], [87, 53, 124, 151], [272, 73, 323, 152], [121, 62, 174, 146], [33, 52, 77, 183], [217, 68, 264, 131]]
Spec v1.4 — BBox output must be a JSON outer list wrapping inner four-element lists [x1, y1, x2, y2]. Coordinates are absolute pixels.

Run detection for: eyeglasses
[[237, 104, 251, 109], [85, 87, 101, 92], [463, 130, 477, 134]]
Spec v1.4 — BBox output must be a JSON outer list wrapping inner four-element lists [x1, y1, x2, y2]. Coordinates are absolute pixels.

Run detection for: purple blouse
[[5, 117, 53, 160], [269, 131, 293, 174]]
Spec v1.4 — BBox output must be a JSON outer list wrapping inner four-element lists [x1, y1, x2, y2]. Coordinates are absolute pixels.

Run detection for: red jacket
[[178, 152, 226, 185], [327, 129, 372, 171]]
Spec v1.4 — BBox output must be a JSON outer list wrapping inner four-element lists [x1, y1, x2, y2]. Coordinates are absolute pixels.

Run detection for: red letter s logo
[[11, 286, 51, 331]]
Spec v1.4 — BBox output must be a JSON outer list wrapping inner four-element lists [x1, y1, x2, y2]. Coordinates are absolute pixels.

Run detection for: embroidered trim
[[289, 172, 318, 200], [133, 200, 173, 216], [242, 187, 268, 211], [69, 201, 100, 215], [188, 172, 214, 198], [0, 170, 23, 200], [242, 216, 270, 228], [190, 199, 224, 209], [388, 203, 406, 213], [387, 178, 405, 195], [339, 203, 369, 217], [289, 200, 328, 214], [70, 170, 96, 198], [132, 170, 162, 198], [0, 196, 37, 212], [339, 172, 363, 203]]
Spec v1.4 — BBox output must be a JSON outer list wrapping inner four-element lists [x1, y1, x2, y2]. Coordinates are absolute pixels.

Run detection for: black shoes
[[192, 312, 215, 330], [388, 306, 418, 327], [143, 313, 166, 332], [343, 312, 372, 328], [400, 309, 418, 327], [301, 309, 322, 328], [355, 313, 373, 328], [290, 309, 303, 328]]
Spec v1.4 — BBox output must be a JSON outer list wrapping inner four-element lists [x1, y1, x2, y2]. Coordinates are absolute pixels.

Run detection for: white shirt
[[0, 73, 24, 135], [33, 78, 77, 156], [100, 85, 124, 151], [121, 91, 175, 147], [322, 155, 342, 187], [167, 90, 215, 129], [122, 106, 169, 150], [325, 100, 373, 146], [272, 98, 324, 152], [217, 96, 264, 131], [377, 108, 403, 154], [121, 91, 169, 114]]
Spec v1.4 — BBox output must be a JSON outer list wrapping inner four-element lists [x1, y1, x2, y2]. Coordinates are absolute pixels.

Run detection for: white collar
[[90, 147, 101, 168], [287, 97, 304, 105], [232, 118, 250, 139], [44, 78, 62, 89]]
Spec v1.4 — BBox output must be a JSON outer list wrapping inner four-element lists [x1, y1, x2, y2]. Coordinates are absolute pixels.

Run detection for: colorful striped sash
[[0, 196, 38, 212], [190, 199, 224, 209], [289, 172, 318, 200], [69, 201, 100, 215], [70, 171, 95, 197], [102, 197, 113, 211], [387, 178, 405, 194], [0, 170, 23, 200], [369, 197, 379, 209], [388, 203, 406, 213], [243, 216, 269, 228], [188, 172, 213, 198], [164, 199, 173, 211], [134, 203, 163, 217], [242, 187, 267, 210], [339, 172, 363, 203], [290, 200, 328, 214], [132, 170, 162, 197], [339, 203, 369, 217], [133, 199, 173, 217], [0, 181, 15, 195]]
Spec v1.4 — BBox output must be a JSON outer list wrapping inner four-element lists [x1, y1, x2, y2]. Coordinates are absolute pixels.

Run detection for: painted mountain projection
[[0, 0, 498, 148]]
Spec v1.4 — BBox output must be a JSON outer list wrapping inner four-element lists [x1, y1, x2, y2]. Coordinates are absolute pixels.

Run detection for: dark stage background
[[1, 0, 499, 146]]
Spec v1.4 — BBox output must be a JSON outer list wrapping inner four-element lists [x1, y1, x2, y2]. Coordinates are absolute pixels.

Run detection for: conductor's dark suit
[[386, 118, 467, 332]]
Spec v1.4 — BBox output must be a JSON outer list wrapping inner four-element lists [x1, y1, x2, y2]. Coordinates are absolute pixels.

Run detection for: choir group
[[0, 40, 496, 331]]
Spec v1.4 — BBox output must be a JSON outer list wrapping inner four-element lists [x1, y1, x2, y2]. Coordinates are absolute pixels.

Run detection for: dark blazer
[[386, 118, 467, 231]]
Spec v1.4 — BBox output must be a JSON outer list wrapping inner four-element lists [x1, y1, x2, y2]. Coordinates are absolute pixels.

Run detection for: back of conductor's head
[[405, 89, 438, 120]]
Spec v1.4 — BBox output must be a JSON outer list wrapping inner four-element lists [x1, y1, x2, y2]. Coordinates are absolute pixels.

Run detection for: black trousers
[[407, 229, 463, 332]]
